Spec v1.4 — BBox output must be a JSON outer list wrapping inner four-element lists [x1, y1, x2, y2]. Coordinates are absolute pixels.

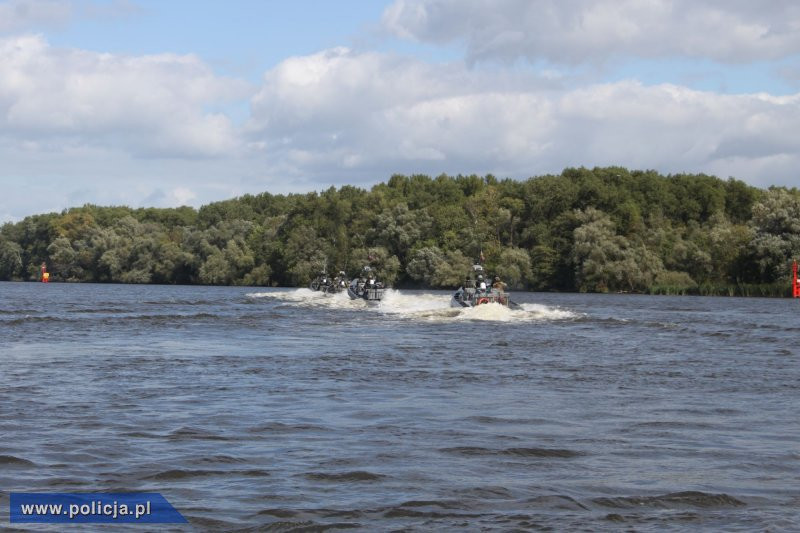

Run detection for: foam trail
[[454, 302, 527, 322], [247, 288, 362, 309], [248, 289, 580, 322], [377, 293, 579, 322], [520, 303, 579, 321], [436, 301, 580, 322], [247, 288, 324, 303], [377, 290, 451, 314]]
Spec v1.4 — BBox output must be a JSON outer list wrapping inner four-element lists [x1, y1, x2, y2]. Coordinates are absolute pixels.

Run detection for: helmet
[[494, 276, 500, 281], [477, 275, 484, 281]]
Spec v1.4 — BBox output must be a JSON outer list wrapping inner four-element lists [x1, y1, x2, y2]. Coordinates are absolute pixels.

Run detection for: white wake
[[248, 289, 578, 322]]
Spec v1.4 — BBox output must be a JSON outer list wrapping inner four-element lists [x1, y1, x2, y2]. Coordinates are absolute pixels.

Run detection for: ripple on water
[[1, 284, 797, 531], [141, 468, 271, 481], [593, 491, 747, 509], [303, 471, 386, 482], [0, 454, 35, 467], [440, 446, 584, 458]]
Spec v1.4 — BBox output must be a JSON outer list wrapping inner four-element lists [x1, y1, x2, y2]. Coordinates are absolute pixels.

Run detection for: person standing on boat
[[332, 271, 344, 290], [492, 276, 506, 292], [362, 270, 376, 297], [477, 274, 487, 292]]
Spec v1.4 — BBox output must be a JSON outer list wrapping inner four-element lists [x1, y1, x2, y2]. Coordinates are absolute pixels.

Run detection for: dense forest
[[2, 167, 799, 295]]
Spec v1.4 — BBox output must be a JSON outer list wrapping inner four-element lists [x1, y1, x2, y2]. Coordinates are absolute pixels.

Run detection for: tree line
[[1, 167, 799, 295]]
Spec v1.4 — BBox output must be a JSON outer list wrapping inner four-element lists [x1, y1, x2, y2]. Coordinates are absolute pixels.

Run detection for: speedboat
[[347, 266, 385, 304], [451, 264, 521, 309], [309, 271, 349, 294]]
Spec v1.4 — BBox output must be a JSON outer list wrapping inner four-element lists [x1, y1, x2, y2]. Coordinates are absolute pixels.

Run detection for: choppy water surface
[[1, 282, 798, 531]]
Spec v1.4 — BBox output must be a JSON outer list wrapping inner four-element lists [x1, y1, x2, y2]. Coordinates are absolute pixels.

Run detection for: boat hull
[[310, 281, 348, 295], [451, 289, 521, 310], [348, 285, 384, 304], [450, 294, 470, 308]]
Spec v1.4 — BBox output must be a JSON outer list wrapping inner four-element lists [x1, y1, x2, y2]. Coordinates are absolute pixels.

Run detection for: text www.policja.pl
[[20, 499, 151, 520]]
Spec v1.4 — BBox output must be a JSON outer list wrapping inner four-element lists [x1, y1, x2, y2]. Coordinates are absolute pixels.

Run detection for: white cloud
[[382, 0, 800, 64], [170, 186, 196, 206], [0, 0, 73, 33], [141, 186, 197, 207], [247, 47, 559, 178], [0, 0, 142, 34], [248, 47, 800, 187], [2, 9, 800, 223], [0, 34, 250, 158]]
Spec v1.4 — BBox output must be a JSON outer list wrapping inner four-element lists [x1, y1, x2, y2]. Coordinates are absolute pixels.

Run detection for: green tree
[[529, 244, 558, 291], [406, 246, 470, 288], [47, 237, 81, 280], [198, 248, 231, 285], [349, 246, 401, 286], [494, 247, 532, 289], [0, 168, 790, 292], [0, 238, 22, 280], [573, 208, 663, 292], [283, 225, 329, 285], [749, 188, 800, 282], [374, 204, 432, 264]]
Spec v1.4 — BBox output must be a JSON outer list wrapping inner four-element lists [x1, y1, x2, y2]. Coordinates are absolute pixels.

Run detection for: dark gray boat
[[310, 270, 349, 294], [451, 264, 521, 310], [347, 266, 385, 304]]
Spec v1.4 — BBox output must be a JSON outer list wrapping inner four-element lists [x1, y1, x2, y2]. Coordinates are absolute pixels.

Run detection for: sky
[[1, 0, 799, 222]]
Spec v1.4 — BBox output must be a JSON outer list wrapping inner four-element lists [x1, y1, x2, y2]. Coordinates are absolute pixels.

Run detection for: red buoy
[[793, 260, 799, 298]]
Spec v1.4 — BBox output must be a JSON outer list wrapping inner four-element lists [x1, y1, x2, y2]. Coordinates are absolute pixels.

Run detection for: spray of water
[[248, 289, 579, 322]]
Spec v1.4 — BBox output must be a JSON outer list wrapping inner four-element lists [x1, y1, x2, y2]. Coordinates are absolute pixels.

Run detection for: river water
[[1, 282, 798, 531]]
